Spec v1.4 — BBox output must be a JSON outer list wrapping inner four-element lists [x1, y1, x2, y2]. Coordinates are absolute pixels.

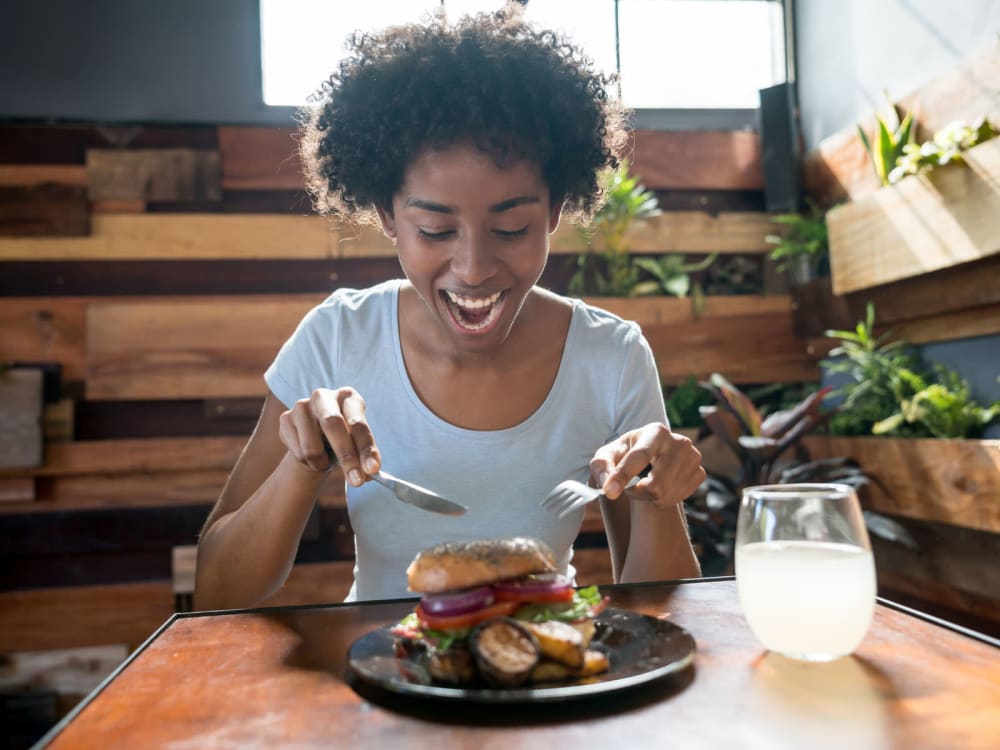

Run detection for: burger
[[390, 537, 610, 687]]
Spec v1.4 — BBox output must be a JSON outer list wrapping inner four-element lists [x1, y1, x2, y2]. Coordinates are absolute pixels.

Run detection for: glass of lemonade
[[735, 483, 876, 661]]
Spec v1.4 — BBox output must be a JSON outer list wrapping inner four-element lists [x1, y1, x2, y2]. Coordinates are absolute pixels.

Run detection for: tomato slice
[[415, 599, 520, 630], [492, 586, 575, 604]]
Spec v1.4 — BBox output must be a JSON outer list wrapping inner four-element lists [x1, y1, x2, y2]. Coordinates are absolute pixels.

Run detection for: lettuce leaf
[[512, 586, 603, 623]]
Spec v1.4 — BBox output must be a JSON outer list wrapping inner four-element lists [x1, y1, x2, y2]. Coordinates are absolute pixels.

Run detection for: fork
[[542, 465, 650, 518]]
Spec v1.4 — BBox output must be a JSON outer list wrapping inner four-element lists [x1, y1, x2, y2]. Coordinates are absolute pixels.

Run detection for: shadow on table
[[345, 665, 696, 725]]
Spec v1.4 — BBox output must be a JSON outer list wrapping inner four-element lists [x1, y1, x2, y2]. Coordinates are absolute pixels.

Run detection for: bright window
[[260, 0, 786, 112]]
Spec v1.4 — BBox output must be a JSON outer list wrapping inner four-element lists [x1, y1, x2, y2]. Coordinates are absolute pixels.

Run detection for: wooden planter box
[[826, 137, 1000, 295], [802, 435, 1000, 534], [583, 295, 819, 386]]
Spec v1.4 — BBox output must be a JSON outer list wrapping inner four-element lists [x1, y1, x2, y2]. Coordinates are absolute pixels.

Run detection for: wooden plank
[[90, 199, 146, 213], [85, 295, 321, 399], [86, 148, 222, 202], [0, 165, 88, 187], [345, 211, 779, 259], [0, 123, 218, 164], [827, 138, 1000, 295], [218, 126, 304, 191], [0, 257, 399, 297], [215, 127, 760, 193], [0, 214, 335, 260], [0, 184, 90, 237], [0, 436, 246, 478], [630, 130, 763, 190], [0, 581, 175, 652], [0, 296, 91, 382], [868, 513, 1000, 627], [587, 294, 793, 325], [606, 296, 819, 385], [889, 303, 1000, 345], [0, 210, 775, 260], [804, 39, 1000, 206], [0, 368, 43, 468], [803, 436, 1000, 533], [0, 477, 35, 503]]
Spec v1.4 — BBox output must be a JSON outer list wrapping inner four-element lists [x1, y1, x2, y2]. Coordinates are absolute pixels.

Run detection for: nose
[[450, 232, 498, 286]]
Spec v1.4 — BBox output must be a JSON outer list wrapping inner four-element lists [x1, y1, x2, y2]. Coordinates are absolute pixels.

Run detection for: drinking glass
[[735, 483, 876, 661]]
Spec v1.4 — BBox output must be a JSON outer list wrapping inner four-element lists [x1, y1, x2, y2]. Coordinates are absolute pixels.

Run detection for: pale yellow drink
[[736, 540, 876, 660]]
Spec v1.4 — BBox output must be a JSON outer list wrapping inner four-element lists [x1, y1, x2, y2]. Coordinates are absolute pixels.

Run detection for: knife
[[322, 437, 468, 515]]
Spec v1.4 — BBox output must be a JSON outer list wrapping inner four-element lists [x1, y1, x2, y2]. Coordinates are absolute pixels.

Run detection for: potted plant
[[764, 199, 830, 285], [826, 109, 1000, 295], [683, 373, 879, 575], [565, 164, 815, 388], [802, 304, 1000, 533]]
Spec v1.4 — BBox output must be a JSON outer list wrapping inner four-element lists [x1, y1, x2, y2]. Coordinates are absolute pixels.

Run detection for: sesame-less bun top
[[406, 537, 557, 594]]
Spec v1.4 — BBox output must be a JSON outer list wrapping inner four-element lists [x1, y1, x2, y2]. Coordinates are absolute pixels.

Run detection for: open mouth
[[440, 289, 508, 332]]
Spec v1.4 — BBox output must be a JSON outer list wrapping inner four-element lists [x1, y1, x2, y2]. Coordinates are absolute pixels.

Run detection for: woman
[[194, 6, 703, 610]]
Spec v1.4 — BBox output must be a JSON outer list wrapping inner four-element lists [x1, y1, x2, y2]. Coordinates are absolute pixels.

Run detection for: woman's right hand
[[277, 387, 381, 487]]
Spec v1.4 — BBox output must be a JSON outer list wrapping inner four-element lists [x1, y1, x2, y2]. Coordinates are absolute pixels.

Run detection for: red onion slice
[[420, 585, 495, 617]]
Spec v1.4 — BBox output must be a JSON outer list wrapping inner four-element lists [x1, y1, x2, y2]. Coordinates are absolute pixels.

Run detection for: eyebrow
[[404, 195, 541, 214]]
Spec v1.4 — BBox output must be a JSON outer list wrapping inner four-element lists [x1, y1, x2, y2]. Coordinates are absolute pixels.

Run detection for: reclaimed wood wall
[[1, 122, 810, 655]]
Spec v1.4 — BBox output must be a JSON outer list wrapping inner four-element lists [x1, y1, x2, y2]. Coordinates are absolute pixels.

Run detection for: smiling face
[[377, 143, 562, 356]]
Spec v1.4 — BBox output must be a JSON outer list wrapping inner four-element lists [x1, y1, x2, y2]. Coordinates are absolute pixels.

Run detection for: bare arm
[[595, 424, 703, 583], [194, 392, 327, 610]]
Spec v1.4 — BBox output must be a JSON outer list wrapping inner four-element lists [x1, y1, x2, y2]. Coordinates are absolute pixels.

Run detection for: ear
[[548, 199, 564, 234], [374, 204, 397, 241]]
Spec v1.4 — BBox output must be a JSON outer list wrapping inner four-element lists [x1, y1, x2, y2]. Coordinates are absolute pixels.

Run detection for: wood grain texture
[[630, 130, 764, 190], [590, 296, 819, 385], [84, 294, 322, 399], [827, 138, 1000, 295], [0, 184, 90, 237], [0, 165, 88, 187], [85, 149, 222, 202], [802, 436, 1000, 533], [39, 580, 1000, 750], [0, 209, 777, 259], [0, 436, 246, 478], [0, 214, 334, 260], [0, 581, 175, 653], [218, 126, 304, 191], [804, 39, 1000, 206], [0, 563, 354, 654]]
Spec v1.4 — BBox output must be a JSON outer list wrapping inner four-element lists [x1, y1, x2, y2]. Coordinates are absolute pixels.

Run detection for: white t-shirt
[[265, 280, 667, 601]]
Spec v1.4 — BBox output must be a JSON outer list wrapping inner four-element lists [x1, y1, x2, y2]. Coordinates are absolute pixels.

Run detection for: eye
[[495, 227, 528, 239], [417, 228, 455, 241]]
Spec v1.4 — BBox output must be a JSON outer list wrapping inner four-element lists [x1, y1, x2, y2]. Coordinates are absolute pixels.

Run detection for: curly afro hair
[[297, 6, 628, 226]]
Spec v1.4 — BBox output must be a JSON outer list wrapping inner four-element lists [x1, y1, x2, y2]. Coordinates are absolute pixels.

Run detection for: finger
[[290, 399, 338, 472], [604, 424, 667, 498], [589, 435, 629, 490], [279, 404, 330, 473], [339, 389, 381, 476], [312, 389, 364, 486]]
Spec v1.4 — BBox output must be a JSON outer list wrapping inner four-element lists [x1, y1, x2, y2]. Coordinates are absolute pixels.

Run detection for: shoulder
[[568, 297, 644, 349], [313, 279, 399, 314]]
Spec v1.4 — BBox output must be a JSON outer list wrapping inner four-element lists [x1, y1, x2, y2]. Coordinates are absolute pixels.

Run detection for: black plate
[[346, 608, 696, 703]]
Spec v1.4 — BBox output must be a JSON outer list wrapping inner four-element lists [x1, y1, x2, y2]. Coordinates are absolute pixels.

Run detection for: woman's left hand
[[590, 423, 706, 510]]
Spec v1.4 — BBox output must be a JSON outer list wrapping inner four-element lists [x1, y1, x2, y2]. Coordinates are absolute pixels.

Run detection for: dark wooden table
[[36, 579, 1000, 749]]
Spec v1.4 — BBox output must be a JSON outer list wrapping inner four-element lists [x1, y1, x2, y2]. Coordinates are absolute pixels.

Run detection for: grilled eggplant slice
[[470, 618, 540, 687]]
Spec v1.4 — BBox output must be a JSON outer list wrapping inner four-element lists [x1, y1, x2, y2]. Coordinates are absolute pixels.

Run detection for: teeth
[[442, 290, 505, 331], [444, 290, 503, 310]]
